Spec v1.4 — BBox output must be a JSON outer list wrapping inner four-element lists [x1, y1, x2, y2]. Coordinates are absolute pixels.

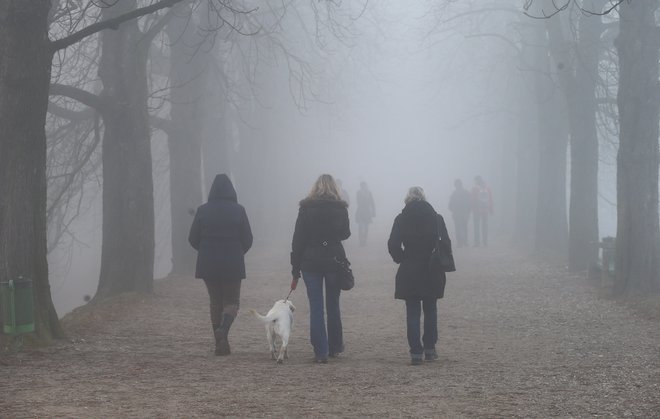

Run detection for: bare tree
[[545, 1, 605, 272], [614, 0, 660, 293], [527, 0, 660, 292], [0, 0, 184, 343], [164, 2, 214, 276], [531, 21, 570, 260]]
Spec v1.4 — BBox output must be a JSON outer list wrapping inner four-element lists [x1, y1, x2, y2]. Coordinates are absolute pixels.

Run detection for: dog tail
[[248, 308, 273, 323]]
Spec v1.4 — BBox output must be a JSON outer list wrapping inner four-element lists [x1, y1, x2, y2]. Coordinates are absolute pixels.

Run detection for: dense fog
[[40, 1, 622, 313], [6, 3, 660, 417]]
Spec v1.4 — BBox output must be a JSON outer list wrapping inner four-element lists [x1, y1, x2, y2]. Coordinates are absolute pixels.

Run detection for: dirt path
[[2, 241, 659, 417]]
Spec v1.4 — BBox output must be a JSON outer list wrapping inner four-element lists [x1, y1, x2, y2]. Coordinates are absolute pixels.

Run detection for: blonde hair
[[307, 174, 342, 201], [404, 186, 426, 204]]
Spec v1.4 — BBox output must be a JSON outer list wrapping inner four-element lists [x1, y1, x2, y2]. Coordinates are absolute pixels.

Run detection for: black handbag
[[334, 256, 355, 290], [429, 216, 456, 273]]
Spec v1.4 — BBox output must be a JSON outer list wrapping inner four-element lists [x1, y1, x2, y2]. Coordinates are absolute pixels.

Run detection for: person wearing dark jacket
[[388, 186, 451, 365], [189, 174, 253, 356], [291, 174, 351, 363]]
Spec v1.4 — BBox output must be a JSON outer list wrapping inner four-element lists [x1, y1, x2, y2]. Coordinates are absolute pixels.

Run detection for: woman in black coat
[[388, 186, 450, 365], [291, 174, 351, 363], [189, 174, 253, 355]]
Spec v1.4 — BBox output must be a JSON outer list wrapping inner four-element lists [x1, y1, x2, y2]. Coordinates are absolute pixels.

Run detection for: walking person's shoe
[[214, 331, 230, 356], [214, 313, 235, 356], [424, 349, 438, 362], [314, 356, 328, 364], [329, 344, 344, 358], [410, 354, 424, 366]]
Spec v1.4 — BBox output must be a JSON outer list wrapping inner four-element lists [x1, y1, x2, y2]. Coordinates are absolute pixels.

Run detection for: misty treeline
[[490, 0, 658, 294], [428, 0, 658, 293], [1, 0, 365, 343], [0, 0, 658, 344]]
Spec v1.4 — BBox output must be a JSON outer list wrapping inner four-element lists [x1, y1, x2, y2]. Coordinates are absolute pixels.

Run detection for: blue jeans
[[405, 298, 437, 355], [302, 271, 343, 358]]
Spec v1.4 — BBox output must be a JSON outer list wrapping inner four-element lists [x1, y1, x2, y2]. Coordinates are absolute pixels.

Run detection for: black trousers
[[203, 278, 242, 330]]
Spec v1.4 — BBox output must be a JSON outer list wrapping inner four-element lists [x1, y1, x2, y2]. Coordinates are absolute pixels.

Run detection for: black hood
[[208, 174, 237, 203], [402, 199, 436, 217]]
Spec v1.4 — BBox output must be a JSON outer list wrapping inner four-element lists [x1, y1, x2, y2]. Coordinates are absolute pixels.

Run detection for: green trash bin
[[1, 277, 35, 335]]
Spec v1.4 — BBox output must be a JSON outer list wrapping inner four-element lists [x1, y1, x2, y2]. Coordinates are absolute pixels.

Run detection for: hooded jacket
[[291, 197, 350, 277], [188, 174, 253, 280], [388, 200, 450, 300]]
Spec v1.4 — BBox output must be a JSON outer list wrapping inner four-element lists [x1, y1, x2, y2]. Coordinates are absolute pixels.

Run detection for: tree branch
[[47, 102, 95, 121], [140, 4, 181, 49], [49, 84, 110, 114], [523, 0, 624, 19], [50, 0, 184, 52]]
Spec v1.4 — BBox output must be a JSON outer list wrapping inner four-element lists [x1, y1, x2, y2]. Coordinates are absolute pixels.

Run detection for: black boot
[[210, 307, 223, 354], [214, 313, 234, 356]]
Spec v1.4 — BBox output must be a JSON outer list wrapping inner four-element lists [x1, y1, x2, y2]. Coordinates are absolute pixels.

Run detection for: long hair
[[404, 186, 426, 204], [307, 174, 342, 201]]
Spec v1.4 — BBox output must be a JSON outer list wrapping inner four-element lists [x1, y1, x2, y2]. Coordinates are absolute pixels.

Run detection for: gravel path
[[2, 241, 659, 417]]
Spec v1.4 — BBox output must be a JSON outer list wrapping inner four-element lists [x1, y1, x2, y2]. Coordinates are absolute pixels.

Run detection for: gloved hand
[[290, 277, 299, 290]]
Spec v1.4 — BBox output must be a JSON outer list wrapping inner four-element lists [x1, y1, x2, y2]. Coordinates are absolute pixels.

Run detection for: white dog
[[249, 299, 295, 363]]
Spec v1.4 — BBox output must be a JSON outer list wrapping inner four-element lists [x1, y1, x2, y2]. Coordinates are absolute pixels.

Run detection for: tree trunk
[[96, 1, 155, 298], [513, 96, 539, 249], [235, 100, 267, 237], [533, 24, 569, 261], [615, 1, 660, 293], [0, 1, 64, 342], [165, 8, 205, 276], [567, 10, 600, 272], [202, 68, 233, 196], [513, 22, 540, 249], [202, 99, 232, 193], [546, 9, 601, 272], [202, 72, 232, 194]]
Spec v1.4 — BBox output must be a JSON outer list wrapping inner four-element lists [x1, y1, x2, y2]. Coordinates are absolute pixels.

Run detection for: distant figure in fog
[[388, 187, 450, 365], [471, 175, 493, 247], [448, 179, 471, 248], [291, 174, 351, 363], [188, 174, 253, 356], [355, 181, 376, 246], [336, 179, 350, 207]]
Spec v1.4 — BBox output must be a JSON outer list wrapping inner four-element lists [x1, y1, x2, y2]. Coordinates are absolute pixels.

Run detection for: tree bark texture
[[96, 1, 155, 298], [165, 7, 205, 276], [533, 24, 569, 261], [0, 1, 64, 342], [202, 82, 232, 194], [235, 101, 267, 236], [513, 22, 540, 249], [546, 10, 601, 272], [615, 1, 660, 293], [567, 10, 600, 273]]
